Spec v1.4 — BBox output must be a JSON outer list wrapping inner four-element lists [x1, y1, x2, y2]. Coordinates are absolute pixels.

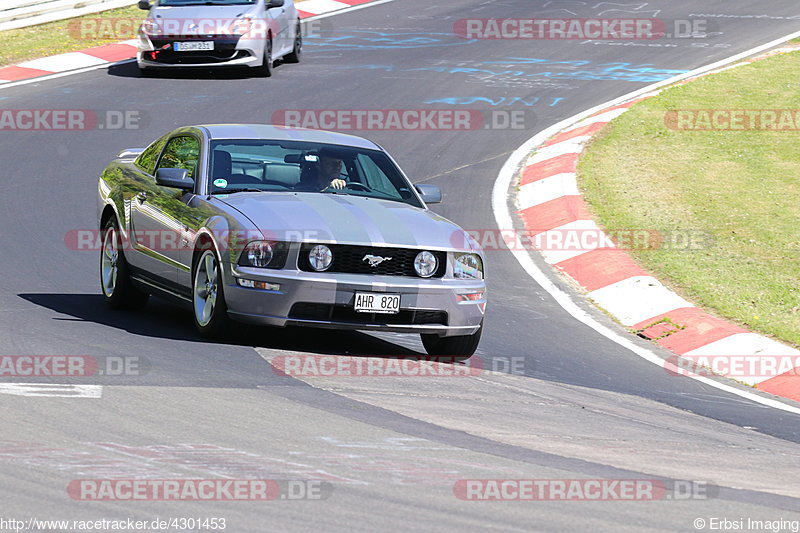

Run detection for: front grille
[[289, 303, 448, 326], [298, 244, 447, 278]]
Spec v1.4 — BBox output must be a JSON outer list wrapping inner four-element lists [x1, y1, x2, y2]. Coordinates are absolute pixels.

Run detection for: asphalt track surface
[[2, 0, 800, 530]]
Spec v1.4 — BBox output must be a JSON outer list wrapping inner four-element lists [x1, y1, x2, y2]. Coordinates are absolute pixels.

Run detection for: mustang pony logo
[[362, 254, 392, 267]]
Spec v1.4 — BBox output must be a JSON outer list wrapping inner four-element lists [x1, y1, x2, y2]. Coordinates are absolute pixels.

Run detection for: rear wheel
[[254, 38, 273, 77], [192, 247, 230, 338], [100, 218, 149, 310], [283, 20, 302, 63], [421, 322, 483, 360]]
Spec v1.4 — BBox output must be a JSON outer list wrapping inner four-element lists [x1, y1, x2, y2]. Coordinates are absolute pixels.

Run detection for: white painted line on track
[[18, 52, 108, 72], [587, 276, 692, 327], [517, 172, 579, 210], [299, 0, 397, 21], [492, 29, 800, 415], [685, 334, 800, 385], [296, 0, 352, 15], [536, 220, 613, 265], [0, 383, 102, 398], [525, 137, 587, 166]]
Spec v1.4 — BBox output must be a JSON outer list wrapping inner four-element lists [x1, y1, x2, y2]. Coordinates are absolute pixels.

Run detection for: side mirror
[[415, 184, 442, 204], [137, 0, 151, 10], [267, 0, 284, 8], [156, 168, 194, 190]]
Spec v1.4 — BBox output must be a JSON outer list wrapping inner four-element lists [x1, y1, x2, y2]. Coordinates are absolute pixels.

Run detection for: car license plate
[[354, 292, 400, 314], [174, 41, 214, 52]]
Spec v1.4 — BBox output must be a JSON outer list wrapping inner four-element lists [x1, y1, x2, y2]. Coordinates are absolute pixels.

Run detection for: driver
[[319, 155, 347, 190], [297, 151, 347, 192]]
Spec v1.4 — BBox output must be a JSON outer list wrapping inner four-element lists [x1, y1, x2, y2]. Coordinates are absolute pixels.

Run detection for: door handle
[[136, 192, 147, 203]]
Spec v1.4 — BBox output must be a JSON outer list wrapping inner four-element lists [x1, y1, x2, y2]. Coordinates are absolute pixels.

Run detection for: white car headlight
[[414, 251, 438, 278], [454, 253, 483, 280], [141, 19, 161, 36], [230, 17, 252, 36], [309, 245, 333, 271], [239, 241, 274, 268]]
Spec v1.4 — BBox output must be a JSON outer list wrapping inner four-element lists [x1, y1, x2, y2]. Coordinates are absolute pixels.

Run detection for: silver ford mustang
[[97, 125, 487, 356]]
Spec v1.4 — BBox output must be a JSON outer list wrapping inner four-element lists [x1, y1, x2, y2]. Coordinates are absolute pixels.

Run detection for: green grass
[[578, 51, 800, 347], [0, 5, 143, 67]]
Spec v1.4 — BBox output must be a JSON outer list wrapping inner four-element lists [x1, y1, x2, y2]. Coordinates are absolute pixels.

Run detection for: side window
[[157, 136, 200, 178], [357, 154, 394, 195], [135, 135, 169, 175]]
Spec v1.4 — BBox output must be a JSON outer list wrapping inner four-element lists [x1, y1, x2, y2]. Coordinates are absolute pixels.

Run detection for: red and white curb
[[512, 48, 800, 403], [0, 0, 379, 85]]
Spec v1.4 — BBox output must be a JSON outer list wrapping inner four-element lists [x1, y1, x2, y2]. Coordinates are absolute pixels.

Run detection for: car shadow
[[107, 59, 286, 80], [18, 292, 420, 358]]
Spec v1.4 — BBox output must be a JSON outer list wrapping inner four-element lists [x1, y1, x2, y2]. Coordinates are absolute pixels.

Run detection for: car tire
[[254, 38, 273, 77], [283, 20, 302, 63], [420, 321, 483, 360], [100, 218, 149, 310], [192, 246, 231, 338]]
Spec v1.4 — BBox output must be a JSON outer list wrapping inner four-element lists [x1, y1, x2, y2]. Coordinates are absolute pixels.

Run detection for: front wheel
[[192, 248, 230, 338], [283, 20, 302, 63], [254, 38, 273, 77], [100, 218, 149, 310], [420, 322, 483, 360]]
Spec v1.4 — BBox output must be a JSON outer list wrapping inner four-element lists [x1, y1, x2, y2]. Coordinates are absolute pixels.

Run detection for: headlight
[[414, 251, 438, 278], [309, 245, 333, 271], [230, 17, 252, 36], [239, 241, 273, 268], [454, 253, 483, 279], [141, 19, 161, 36]]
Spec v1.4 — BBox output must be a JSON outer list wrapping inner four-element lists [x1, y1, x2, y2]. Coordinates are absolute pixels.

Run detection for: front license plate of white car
[[174, 41, 214, 51], [354, 292, 400, 314]]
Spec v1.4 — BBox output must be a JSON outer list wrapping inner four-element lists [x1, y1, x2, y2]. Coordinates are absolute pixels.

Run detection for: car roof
[[195, 124, 382, 150]]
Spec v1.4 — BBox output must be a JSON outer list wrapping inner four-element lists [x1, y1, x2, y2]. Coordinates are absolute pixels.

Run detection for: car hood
[[148, 5, 257, 24], [215, 192, 480, 252]]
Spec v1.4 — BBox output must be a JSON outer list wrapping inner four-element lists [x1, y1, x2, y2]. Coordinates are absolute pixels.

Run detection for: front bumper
[[137, 34, 264, 68], [224, 265, 486, 337]]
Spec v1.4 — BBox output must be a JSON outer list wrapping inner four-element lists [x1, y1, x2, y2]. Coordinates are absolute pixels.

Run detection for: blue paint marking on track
[[335, 59, 688, 83], [304, 31, 478, 51], [423, 97, 567, 107]]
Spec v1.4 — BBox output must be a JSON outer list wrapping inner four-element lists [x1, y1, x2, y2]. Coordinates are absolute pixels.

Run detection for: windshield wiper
[[210, 188, 263, 195]]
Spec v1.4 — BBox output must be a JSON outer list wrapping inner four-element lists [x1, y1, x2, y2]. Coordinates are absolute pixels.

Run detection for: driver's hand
[[330, 179, 347, 189]]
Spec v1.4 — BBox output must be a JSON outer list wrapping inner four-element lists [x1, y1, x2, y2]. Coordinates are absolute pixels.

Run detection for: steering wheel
[[345, 182, 371, 192]]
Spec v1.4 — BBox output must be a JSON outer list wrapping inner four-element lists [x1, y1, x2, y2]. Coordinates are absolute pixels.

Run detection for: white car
[[136, 0, 301, 77]]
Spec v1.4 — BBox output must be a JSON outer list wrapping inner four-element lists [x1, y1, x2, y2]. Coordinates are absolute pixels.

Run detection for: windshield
[[158, 0, 256, 6], [207, 140, 423, 207]]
